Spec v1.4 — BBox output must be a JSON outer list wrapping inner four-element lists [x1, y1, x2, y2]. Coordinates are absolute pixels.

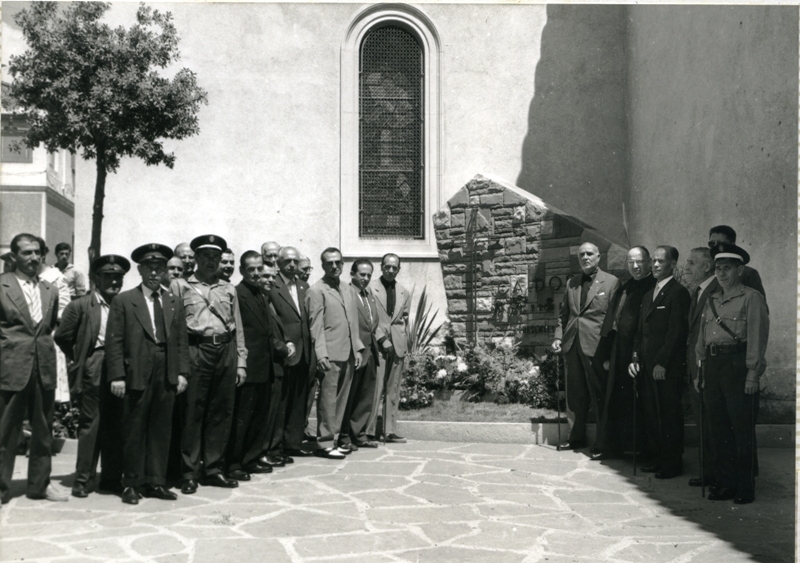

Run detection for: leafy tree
[[8, 2, 208, 262]]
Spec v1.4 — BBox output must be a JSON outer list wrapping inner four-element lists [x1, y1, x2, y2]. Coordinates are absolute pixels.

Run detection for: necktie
[[27, 280, 42, 324], [580, 273, 592, 310], [152, 290, 166, 343], [690, 286, 701, 317], [361, 290, 373, 324]]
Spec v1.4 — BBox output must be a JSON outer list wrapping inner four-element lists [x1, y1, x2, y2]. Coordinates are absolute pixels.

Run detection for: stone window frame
[[340, 4, 441, 258]]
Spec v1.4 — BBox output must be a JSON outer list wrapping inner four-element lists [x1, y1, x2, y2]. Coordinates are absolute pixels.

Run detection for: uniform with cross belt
[[696, 243, 768, 504]]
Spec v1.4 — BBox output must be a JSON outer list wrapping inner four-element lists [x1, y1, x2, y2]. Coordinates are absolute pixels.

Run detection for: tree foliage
[[8, 2, 208, 260]]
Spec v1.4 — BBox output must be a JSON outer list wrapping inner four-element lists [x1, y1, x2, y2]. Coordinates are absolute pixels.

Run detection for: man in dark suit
[[595, 246, 656, 460], [106, 244, 190, 504], [551, 242, 620, 451], [55, 255, 130, 498], [340, 259, 381, 450], [227, 252, 291, 478], [306, 247, 364, 459], [683, 247, 719, 488], [0, 233, 67, 504], [629, 245, 691, 479], [270, 245, 315, 457]]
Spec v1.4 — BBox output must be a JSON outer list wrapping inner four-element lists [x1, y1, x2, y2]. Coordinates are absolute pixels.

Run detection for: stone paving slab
[[0, 442, 793, 562]]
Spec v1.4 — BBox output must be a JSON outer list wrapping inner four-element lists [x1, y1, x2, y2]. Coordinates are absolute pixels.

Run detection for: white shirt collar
[[698, 275, 715, 293], [94, 291, 109, 307], [280, 271, 295, 286], [14, 270, 38, 285], [656, 275, 674, 292]]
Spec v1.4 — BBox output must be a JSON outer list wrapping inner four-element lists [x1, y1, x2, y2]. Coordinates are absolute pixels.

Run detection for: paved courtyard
[[0, 441, 794, 563]]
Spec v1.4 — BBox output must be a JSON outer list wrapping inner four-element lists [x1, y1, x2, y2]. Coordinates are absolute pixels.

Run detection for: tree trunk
[[88, 148, 107, 267]]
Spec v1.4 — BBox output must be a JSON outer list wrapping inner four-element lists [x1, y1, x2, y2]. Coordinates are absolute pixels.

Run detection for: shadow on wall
[[516, 4, 629, 247]]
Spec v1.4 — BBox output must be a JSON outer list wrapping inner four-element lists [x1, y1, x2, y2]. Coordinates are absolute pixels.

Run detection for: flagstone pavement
[[0, 441, 794, 563]]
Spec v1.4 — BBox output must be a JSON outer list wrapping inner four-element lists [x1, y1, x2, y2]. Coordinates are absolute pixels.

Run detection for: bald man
[[261, 242, 281, 269], [552, 242, 620, 452]]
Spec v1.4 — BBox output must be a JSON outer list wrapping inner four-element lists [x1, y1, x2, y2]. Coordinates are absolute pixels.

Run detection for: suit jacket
[[269, 275, 312, 366], [686, 277, 720, 381], [235, 282, 289, 383], [106, 285, 190, 391], [352, 284, 380, 366], [54, 291, 104, 393], [0, 272, 60, 392], [306, 279, 364, 362], [555, 269, 620, 357], [634, 278, 691, 378], [370, 278, 411, 358]]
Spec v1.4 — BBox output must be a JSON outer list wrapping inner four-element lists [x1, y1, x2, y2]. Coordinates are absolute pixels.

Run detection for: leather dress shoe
[[227, 469, 251, 481], [259, 455, 285, 468], [122, 487, 139, 505], [202, 474, 239, 488], [354, 440, 379, 448], [285, 448, 314, 457], [98, 480, 124, 495], [181, 479, 198, 495], [385, 434, 407, 444], [337, 444, 353, 455], [280, 455, 294, 464], [27, 484, 69, 502], [314, 447, 345, 460], [734, 493, 755, 505], [641, 465, 661, 473], [708, 487, 737, 501], [654, 468, 683, 480], [142, 485, 178, 501], [347, 443, 358, 452], [559, 440, 587, 451], [688, 477, 717, 488], [72, 482, 90, 498], [244, 464, 273, 474], [1, 490, 11, 505]]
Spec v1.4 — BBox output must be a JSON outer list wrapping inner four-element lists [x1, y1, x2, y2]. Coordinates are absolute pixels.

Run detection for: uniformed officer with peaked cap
[[105, 243, 190, 504], [55, 254, 130, 498], [696, 242, 768, 505], [170, 234, 247, 493]]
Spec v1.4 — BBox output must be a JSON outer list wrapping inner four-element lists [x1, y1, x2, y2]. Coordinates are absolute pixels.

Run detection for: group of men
[[0, 233, 412, 505], [551, 225, 769, 505]]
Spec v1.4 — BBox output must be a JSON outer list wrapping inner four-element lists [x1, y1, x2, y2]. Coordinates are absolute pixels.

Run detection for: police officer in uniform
[[696, 243, 768, 504], [55, 254, 130, 498], [170, 235, 247, 494]]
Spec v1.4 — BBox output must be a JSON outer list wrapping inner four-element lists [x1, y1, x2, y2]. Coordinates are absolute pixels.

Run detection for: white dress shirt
[[280, 271, 300, 312], [142, 285, 163, 342], [653, 275, 674, 301], [94, 291, 110, 348], [15, 271, 42, 323]]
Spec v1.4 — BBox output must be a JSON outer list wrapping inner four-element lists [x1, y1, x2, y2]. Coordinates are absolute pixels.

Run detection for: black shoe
[[654, 468, 682, 480], [708, 487, 737, 501], [259, 455, 285, 468], [285, 448, 314, 457], [181, 479, 198, 495], [314, 447, 345, 460], [385, 434, 407, 444], [202, 474, 239, 488], [243, 464, 273, 474], [71, 482, 90, 498], [734, 493, 755, 505], [227, 469, 251, 481], [641, 465, 661, 473], [122, 487, 139, 505], [280, 456, 294, 464], [98, 480, 124, 495], [559, 440, 587, 451], [142, 485, 178, 501], [688, 477, 717, 488], [354, 440, 379, 448], [337, 444, 353, 454], [0, 490, 11, 504], [303, 433, 316, 442]]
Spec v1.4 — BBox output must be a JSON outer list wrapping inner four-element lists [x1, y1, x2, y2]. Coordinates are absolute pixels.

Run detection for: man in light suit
[[55, 254, 130, 498], [683, 247, 719, 488], [106, 244, 190, 504], [340, 259, 381, 450], [367, 253, 412, 443], [551, 242, 620, 451], [629, 245, 690, 479], [270, 245, 315, 457], [306, 247, 364, 459], [0, 233, 68, 504]]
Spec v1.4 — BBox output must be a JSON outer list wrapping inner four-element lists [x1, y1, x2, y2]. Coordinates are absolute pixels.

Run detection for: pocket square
[[657, 306, 666, 309], [598, 292, 605, 296]]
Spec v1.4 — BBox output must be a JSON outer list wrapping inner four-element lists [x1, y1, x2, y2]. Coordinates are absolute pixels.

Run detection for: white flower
[[457, 361, 468, 373], [530, 366, 540, 377], [445, 354, 457, 362], [436, 369, 448, 379]]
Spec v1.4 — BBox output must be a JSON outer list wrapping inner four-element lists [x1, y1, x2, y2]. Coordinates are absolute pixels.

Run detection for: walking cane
[[632, 351, 639, 476], [699, 361, 705, 498], [556, 353, 562, 451]]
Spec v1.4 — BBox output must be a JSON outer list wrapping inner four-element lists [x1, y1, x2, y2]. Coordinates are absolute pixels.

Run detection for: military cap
[[711, 242, 750, 265], [131, 243, 173, 264], [91, 254, 131, 275], [191, 234, 227, 253]]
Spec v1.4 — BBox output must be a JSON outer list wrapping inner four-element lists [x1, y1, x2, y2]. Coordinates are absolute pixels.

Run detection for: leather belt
[[188, 331, 235, 346], [707, 342, 747, 356]]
